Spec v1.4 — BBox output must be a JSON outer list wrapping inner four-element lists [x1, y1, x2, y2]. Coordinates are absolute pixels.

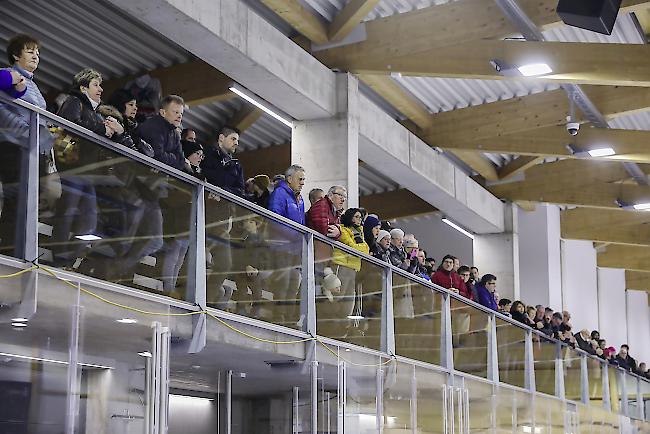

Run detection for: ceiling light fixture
[[11, 317, 28, 322], [75, 234, 102, 241], [11, 322, 28, 328], [116, 318, 138, 324], [347, 315, 364, 320], [587, 147, 615, 157], [517, 63, 552, 77], [229, 85, 293, 128], [633, 203, 650, 210], [137, 351, 152, 358], [442, 218, 475, 240], [169, 394, 214, 402]]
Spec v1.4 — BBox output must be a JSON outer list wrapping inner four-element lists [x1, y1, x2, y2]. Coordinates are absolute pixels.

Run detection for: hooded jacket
[[332, 225, 370, 271], [268, 180, 305, 225]]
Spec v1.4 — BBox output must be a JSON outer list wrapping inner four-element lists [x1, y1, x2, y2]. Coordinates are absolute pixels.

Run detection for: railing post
[[17, 111, 40, 261], [637, 376, 644, 421], [601, 363, 611, 411], [187, 185, 206, 353], [380, 268, 395, 355], [524, 329, 536, 392], [555, 342, 565, 400], [487, 314, 499, 383], [619, 370, 629, 417], [580, 354, 589, 404], [301, 233, 317, 336], [440, 293, 454, 370], [64, 284, 81, 434]]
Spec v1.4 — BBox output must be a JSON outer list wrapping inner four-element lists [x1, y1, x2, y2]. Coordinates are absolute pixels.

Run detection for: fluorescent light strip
[[0, 352, 112, 369], [229, 86, 293, 128], [517, 63, 552, 77], [442, 218, 475, 240], [347, 315, 364, 320], [11, 322, 28, 328], [75, 234, 102, 241], [587, 147, 615, 157], [633, 203, 650, 210], [169, 394, 214, 402]]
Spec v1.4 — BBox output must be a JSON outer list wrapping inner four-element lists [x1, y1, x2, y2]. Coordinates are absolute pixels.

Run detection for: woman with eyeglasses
[[475, 274, 498, 311]]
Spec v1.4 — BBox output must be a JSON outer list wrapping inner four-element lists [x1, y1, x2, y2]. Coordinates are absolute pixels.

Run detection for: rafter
[[440, 126, 650, 164], [561, 208, 650, 246], [228, 105, 263, 133], [498, 156, 543, 180], [598, 244, 650, 271], [422, 86, 650, 146], [625, 270, 650, 292], [260, 0, 329, 44], [318, 40, 650, 87], [328, 0, 380, 42], [102, 60, 234, 107], [360, 189, 437, 219]]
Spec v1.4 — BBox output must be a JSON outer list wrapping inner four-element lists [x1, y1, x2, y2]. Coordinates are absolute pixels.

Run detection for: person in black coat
[[136, 95, 185, 170], [201, 125, 245, 197]]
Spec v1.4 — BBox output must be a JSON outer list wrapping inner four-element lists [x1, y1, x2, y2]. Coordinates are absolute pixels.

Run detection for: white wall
[[169, 395, 220, 434], [519, 205, 562, 308], [561, 239, 599, 332], [393, 213, 473, 266], [597, 268, 628, 351], [626, 290, 650, 366]]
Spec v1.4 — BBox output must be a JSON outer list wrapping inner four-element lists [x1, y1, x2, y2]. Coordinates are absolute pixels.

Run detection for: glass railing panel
[[450, 297, 488, 378], [495, 318, 527, 389], [37, 123, 196, 302], [587, 357, 604, 406], [534, 394, 566, 434], [608, 365, 621, 413], [415, 366, 447, 434], [531, 332, 557, 396], [626, 372, 640, 419], [344, 352, 382, 433], [204, 189, 306, 329], [314, 239, 382, 350], [562, 346, 583, 402], [641, 378, 650, 421], [0, 110, 33, 260], [383, 362, 414, 432], [393, 273, 442, 366]]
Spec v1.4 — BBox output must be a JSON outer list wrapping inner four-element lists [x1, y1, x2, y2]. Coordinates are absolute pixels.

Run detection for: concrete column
[[518, 204, 562, 308], [560, 239, 599, 331], [625, 290, 650, 365], [473, 203, 519, 300], [291, 73, 359, 208], [597, 268, 628, 350]]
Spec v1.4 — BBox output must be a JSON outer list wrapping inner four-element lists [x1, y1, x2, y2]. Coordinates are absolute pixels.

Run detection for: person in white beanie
[[388, 228, 409, 269], [371, 229, 391, 262]]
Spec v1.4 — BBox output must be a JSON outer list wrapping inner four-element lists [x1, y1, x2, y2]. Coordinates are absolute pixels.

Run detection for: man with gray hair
[[306, 185, 346, 239], [308, 188, 324, 206], [268, 164, 306, 225]]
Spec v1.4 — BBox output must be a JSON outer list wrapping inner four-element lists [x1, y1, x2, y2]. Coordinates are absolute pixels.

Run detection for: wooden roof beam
[[625, 270, 650, 292], [498, 156, 543, 180], [319, 40, 650, 87], [329, 0, 380, 42], [598, 244, 650, 271], [260, 0, 329, 44]]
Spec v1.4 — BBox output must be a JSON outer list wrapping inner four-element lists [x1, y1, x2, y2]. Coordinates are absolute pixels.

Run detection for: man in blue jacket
[[268, 165, 306, 224]]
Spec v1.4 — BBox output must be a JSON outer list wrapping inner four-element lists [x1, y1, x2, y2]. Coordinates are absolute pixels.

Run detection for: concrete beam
[[357, 94, 505, 234], [106, 0, 336, 119]]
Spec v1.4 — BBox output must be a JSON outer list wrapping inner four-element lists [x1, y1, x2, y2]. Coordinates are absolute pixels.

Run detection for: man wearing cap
[[181, 139, 205, 181]]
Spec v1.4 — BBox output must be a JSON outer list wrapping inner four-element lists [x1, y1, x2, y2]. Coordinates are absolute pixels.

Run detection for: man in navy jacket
[[201, 126, 245, 197], [137, 95, 185, 170]]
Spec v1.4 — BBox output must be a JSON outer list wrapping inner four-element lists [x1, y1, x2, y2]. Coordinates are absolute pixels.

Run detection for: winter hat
[[181, 140, 203, 158], [377, 230, 391, 244], [253, 174, 271, 191], [390, 228, 405, 239], [364, 215, 381, 231], [404, 237, 419, 248]]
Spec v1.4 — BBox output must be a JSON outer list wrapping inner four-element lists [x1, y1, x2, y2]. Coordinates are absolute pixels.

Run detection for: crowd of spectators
[[1, 34, 649, 380]]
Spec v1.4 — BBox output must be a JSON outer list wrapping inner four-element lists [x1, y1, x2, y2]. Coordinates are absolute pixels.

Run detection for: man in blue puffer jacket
[[268, 165, 306, 225]]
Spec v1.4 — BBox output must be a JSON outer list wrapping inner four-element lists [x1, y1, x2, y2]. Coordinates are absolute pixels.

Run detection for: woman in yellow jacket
[[331, 208, 369, 318]]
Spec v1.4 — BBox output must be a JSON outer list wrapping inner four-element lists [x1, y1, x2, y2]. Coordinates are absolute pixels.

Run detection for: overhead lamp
[[442, 218, 475, 240], [0, 351, 112, 369], [517, 63, 552, 77], [11, 322, 27, 328], [116, 318, 138, 324], [229, 85, 293, 128], [633, 203, 650, 210], [347, 315, 364, 320], [11, 317, 28, 322], [75, 234, 102, 241], [587, 147, 615, 157], [137, 351, 152, 358], [169, 394, 214, 402]]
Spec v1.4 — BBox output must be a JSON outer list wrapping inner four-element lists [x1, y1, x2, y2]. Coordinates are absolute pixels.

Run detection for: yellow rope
[[1, 263, 396, 367]]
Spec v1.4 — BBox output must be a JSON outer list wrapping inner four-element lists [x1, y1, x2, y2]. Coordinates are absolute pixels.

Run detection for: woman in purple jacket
[[475, 274, 499, 311]]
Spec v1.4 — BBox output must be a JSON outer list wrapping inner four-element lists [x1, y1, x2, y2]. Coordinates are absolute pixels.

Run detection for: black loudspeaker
[[556, 0, 622, 35]]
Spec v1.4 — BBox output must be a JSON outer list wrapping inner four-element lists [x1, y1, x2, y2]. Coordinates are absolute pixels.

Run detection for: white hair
[[285, 164, 305, 178]]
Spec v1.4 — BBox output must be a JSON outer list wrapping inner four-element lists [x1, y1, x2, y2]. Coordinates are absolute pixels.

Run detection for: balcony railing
[[0, 95, 648, 422]]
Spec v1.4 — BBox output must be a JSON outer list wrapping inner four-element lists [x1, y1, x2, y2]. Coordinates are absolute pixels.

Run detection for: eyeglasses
[[486, 281, 497, 286], [333, 192, 347, 200], [460, 273, 470, 277]]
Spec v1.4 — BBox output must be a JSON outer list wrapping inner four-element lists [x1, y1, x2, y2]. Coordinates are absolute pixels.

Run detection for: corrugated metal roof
[[609, 110, 650, 131]]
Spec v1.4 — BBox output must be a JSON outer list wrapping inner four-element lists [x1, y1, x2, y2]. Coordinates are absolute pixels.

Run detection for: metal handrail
[[3, 95, 650, 390]]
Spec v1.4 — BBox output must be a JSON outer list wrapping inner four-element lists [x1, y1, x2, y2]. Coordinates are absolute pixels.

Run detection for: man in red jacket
[[430, 254, 463, 294], [306, 186, 346, 239]]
